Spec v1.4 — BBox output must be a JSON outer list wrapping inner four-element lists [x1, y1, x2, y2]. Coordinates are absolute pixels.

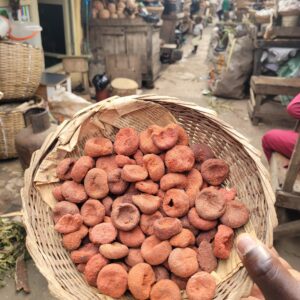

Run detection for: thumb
[[236, 234, 300, 300]]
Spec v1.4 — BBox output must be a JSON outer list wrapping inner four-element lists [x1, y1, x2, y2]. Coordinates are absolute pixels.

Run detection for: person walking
[[191, 16, 204, 54], [222, 0, 230, 20], [216, 0, 223, 21], [209, 0, 218, 18]]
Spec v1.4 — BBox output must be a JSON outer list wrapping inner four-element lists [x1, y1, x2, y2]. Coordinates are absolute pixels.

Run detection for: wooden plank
[[90, 18, 148, 27], [125, 31, 148, 74], [62, 57, 89, 73], [100, 27, 124, 35], [272, 27, 300, 39], [248, 99, 294, 124], [295, 120, 300, 133], [253, 111, 293, 123], [253, 48, 263, 75], [15, 254, 30, 293], [274, 220, 300, 240], [256, 39, 300, 48], [89, 21, 160, 86], [252, 108, 288, 119], [252, 94, 263, 120], [250, 88, 256, 106], [251, 76, 300, 96], [126, 27, 149, 33], [276, 191, 300, 211], [102, 34, 126, 55], [279, 10, 300, 17], [247, 99, 254, 111], [283, 137, 300, 191], [252, 76, 300, 88], [105, 55, 142, 87], [152, 30, 161, 79], [270, 152, 289, 192], [247, 99, 261, 125], [276, 207, 290, 225], [146, 26, 153, 81]]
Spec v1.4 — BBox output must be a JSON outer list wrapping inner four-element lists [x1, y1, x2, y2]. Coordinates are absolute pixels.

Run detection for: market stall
[[89, 0, 164, 88], [247, 0, 300, 124], [0, 1, 88, 164], [1, 1, 300, 299], [206, 0, 300, 124], [89, 18, 161, 87]]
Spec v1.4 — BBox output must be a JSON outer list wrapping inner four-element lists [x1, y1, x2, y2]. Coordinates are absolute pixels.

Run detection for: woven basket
[[254, 14, 272, 24], [146, 6, 165, 18], [0, 96, 45, 159], [21, 95, 277, 300], [0, 41, 44, 101]]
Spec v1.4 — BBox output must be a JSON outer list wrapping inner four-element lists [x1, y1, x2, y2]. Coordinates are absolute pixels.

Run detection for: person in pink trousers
[[262, 93, 300, 161]]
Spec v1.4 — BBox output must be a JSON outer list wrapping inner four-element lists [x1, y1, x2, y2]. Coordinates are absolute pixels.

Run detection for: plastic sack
[[277, 53, 300, 78], [277, 53, 300, 105], [265, 48, 298, 64], [92, 74, 109, 91], [279, 0, 300, 12], [261, 48, 298, 73], [48, 87, 91, 123], [211, 35, 254, 99]]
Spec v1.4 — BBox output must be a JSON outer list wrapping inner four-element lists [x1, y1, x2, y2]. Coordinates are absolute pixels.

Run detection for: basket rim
[[21, 94, 277, 300], [0, 39, 41, 49]]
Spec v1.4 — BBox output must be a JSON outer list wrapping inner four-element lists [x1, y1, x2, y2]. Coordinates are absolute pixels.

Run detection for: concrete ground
[[0, 24, 299, 299]]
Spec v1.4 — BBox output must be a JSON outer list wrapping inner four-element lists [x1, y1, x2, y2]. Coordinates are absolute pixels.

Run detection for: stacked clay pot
[[92, 0, 138, 20], [52, 123, 250, 300]]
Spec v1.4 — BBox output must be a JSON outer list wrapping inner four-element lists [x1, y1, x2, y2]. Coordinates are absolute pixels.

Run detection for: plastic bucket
[[282, 15, 299, 27], [0, 16, 9, 38], [9, 21, 42, 47]]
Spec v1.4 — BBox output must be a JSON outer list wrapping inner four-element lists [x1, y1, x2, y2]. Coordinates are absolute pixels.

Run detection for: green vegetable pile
[[0, 217, 26, 287]]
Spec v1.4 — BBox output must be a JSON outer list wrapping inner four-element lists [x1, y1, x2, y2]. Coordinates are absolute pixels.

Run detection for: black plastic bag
[[92, 74, 109, 91]]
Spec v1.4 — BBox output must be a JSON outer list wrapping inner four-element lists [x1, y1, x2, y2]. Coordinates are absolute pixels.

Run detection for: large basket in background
[[0, 41, 44, 100], [21, 95, 277, 300], [254, 13, 272, 24], [0, 96, 45, 159]]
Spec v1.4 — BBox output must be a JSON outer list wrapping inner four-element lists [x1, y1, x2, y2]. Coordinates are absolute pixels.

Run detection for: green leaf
[[0, 218, 26, 287]]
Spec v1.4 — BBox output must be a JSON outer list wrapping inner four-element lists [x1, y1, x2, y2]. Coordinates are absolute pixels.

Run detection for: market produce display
[[92, 0, 138, 19], [52, 123, 250, 300]]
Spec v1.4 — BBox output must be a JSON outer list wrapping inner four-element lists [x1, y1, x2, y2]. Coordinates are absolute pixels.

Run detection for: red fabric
[[287, 93, 300, 119], [262, 129, 298, 161], [262, 93, 300, 161]]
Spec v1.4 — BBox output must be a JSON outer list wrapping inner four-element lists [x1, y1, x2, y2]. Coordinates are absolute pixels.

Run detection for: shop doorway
[[38, 0, 74, 68]]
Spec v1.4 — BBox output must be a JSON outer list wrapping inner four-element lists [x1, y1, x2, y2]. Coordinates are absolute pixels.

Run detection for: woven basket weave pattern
[[0, 107, 25, 159], [22, 95, 277, 300], [0, 96, 45, 159], [0, 41, 44, 100]]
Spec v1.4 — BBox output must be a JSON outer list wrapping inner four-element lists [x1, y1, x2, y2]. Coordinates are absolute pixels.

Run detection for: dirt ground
[[0, 24, 299, 299]]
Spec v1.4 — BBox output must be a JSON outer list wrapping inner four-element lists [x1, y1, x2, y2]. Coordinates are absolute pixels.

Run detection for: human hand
[[236, 233, 300, 300]]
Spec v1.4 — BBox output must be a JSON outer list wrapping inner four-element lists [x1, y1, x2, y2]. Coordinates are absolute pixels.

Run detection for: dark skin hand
[[237, 234, 300, 300]]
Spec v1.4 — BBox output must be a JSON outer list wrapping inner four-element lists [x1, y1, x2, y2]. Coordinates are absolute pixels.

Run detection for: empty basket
[[0, 41, 44, 100]]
